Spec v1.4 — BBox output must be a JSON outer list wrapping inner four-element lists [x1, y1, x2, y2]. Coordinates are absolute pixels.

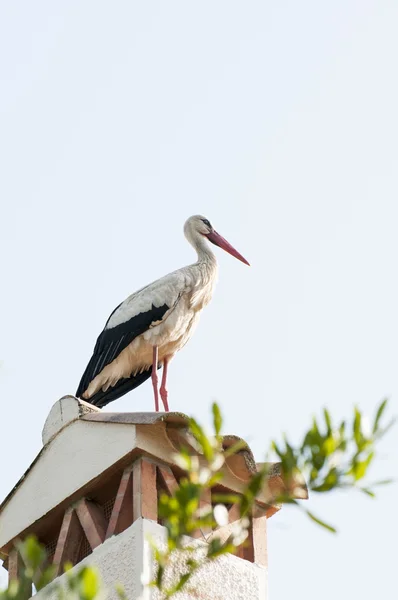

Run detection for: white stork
[[76, 215, 249, 411]]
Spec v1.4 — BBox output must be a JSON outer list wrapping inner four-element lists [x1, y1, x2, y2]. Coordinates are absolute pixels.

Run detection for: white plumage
[[76, 215, 249, 411]]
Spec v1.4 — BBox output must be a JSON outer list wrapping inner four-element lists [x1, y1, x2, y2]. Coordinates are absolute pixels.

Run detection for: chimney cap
[[0, 396, 307, 554]]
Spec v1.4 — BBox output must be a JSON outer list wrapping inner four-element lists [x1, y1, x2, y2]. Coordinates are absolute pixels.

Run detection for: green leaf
[[174, 572, 192, 592], [311, 468, 338, 492], [323, 408, 332, 435], [188, 418, 214, 462], [322, 435, 337, 456], [207, 472, 224, 487], [369, 478, 394, 487], [17, 535, 46, 572], [282, 436, 297, 472], [212, 403, 222, 438], [156, 562, 165, 589], [223, 439, 249, 458], [207, 537, 223, 557], [207, 538, 235, 558], [374, 416, 396, 440], [239, 469, 268, 517], [35, 565, 57, 591], [311, 416, 321, 439], [209, 542, 236, 559], [271, 440, 284, 459], [373, 398, 388, 434], [365, 451, 374, 467], [305, 510, 337, 533], [80, 567, 99, 600], [360, 488, 376, 498], [115, 583, 128, 600], [353, 461, 366, 481], [247, 470, 267, 498], [212, 493, 241, 504], [353, 407, 362, 448]]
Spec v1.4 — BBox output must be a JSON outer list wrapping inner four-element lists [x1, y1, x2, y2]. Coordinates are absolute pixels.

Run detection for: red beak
[[206, 230, 250, 266]]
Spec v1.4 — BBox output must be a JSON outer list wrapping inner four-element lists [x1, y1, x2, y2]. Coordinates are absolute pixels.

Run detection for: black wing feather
[[87, 367, 156, 408], [76, 302, 169, 399]]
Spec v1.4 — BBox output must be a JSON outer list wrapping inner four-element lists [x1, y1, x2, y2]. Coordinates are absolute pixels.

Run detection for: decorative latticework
[[44, 538, 58, 565], [102, 497, 116, 523], [76, 534, 92, 564], [5, 455, 270, 596]]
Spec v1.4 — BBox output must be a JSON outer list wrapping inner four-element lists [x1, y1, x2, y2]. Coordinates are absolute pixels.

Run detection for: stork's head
[[184, 215, 250, 266]]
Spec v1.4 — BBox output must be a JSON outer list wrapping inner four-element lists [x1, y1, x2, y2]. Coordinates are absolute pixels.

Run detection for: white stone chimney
[[0, 397, 307, 599]]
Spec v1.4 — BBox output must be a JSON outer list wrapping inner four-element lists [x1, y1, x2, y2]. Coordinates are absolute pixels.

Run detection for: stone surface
[[36, 519, 267, 600], [42, 396, 99, 446], [36, 519, 146, 600]]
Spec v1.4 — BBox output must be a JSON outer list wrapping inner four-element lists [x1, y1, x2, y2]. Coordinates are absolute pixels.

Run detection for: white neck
[[187, 230, 217, 265]]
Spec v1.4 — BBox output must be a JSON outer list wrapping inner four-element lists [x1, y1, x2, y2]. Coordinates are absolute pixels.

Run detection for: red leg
[[151, 346, 159, 412], [160, 356, 170, 412]]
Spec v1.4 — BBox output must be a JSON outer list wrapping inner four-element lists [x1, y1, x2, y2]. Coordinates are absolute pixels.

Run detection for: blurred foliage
[[0, 537, 102, 600], [151, 399, 394, 596], [0, 400, 393, 599], [270, 398, 394, 531]]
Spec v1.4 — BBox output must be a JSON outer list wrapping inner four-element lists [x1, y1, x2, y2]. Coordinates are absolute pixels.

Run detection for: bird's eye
[[202, 218, 211, 228]]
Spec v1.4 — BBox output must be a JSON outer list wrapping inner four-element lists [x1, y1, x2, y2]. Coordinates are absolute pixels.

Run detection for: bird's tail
[[79, 367, 153, 409]]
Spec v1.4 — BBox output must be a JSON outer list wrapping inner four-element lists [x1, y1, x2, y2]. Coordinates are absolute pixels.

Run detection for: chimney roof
[[0, 396, 307, 556]]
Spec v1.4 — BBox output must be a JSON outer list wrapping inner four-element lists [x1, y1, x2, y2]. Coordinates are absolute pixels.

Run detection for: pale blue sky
[[1, 2, 397, 598]]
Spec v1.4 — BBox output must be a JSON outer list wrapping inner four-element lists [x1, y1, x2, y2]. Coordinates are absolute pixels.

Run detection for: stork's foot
[[160, 354, 171, 412], [160, 386, 169, 412]]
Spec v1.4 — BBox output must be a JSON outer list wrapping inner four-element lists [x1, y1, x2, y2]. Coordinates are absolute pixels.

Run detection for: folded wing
[[76, 271, 187, 404]]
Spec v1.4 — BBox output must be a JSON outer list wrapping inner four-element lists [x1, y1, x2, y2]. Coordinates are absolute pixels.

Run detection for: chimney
[[0, 396, 307, 599]]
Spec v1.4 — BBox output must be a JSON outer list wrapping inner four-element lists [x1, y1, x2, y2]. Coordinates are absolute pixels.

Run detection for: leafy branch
[[271, 398, 395, 531], [150, 399, 394, 596]]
